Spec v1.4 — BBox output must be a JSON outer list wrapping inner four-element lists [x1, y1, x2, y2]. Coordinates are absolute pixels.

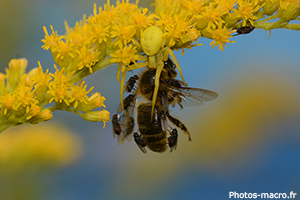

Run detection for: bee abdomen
[[143, 133, 167, 152], [137, 103, 167, 152]]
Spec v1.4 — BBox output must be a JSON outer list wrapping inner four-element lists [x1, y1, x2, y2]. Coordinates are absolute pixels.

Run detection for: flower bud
[[6, 58, 28, 92], [29, 109, 53, 124], [0, 73, 6, 96], [77, 92, 106, 112], [81, 109, 110, 128]]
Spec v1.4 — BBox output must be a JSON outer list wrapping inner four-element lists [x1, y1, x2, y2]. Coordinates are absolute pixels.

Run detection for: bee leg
[[165, 47, 187, 87], [134, 132, 147, 153], [166, 112, 192, 141]]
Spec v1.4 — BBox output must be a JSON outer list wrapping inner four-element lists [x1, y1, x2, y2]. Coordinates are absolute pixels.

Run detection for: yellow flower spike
[[0, 124, 81, 175], [208, 26, 236, 51]]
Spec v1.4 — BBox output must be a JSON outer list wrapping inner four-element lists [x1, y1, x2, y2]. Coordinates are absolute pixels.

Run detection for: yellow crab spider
[[118, 26, 187, 116]]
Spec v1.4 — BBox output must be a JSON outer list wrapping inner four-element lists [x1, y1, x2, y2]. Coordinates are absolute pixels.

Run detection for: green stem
[[0, 118, 24, 133], [255, 21, 300, 30], [0, 122, 14, 133], [70, 57, 113, 83]]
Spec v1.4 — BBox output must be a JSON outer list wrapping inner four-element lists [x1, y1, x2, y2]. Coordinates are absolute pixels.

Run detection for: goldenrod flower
[[0, 58, 108, 133], [111, 21, 136, 48], [197, 2, 226, 29], [76, 45, 100, 73], [41, 25, 64, 51], [110, 44, 142, 66], [0, 124, 82, 176], [69, 81, 94, 109], [48, 65, 73, 106], [208, 26, 236, 51]]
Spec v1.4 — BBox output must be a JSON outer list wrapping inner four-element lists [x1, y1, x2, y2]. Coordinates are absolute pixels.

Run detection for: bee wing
[[120, 115, 134, 142], [170, 87, 218, 107], [137, 143, 147, 153], [169, 143, 177, 153], [117, 133, 127, 145], [160, 94, 168, 132], [113, 129, 116, 139]]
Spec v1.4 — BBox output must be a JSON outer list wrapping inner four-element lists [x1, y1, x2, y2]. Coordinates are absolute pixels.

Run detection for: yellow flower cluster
[[42, 0, 300, 64], [0, 124, 81, 176], [41, 0, 300, 85], [0, 58, 109, 133]]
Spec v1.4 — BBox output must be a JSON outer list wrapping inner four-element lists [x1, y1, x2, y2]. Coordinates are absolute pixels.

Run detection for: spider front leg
[[116, 63, 122, 83], [119, 62, 147, 114], [151, 61, 164, 117], [164, 47, 187, 87]]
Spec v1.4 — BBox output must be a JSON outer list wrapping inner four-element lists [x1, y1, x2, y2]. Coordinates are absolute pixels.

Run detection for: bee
[[233, 25, 255, 36], [133, 132, 147, 153], [113, 58, 218, 153], [112, 114, 135, 145], [116, 94, 136, 114], [112, 114, 122, 138], [125, 75, 138, 93], [168, 128, 178, 153]]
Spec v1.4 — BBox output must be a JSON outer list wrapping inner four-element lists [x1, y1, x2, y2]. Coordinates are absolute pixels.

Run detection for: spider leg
[[119, 71, 127, 114], [165, 47, 187, 87], [119, 62, 148, 114], [151, 61, 164, 117], [126, 62, 147, 71], [116, 63, 122, 83]]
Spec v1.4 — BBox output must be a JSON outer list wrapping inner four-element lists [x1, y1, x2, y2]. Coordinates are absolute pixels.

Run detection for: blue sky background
[[0, 0, 299, 199]]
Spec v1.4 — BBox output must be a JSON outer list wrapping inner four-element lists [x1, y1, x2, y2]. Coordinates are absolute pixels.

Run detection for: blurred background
[[0, 0, 299, 199]]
